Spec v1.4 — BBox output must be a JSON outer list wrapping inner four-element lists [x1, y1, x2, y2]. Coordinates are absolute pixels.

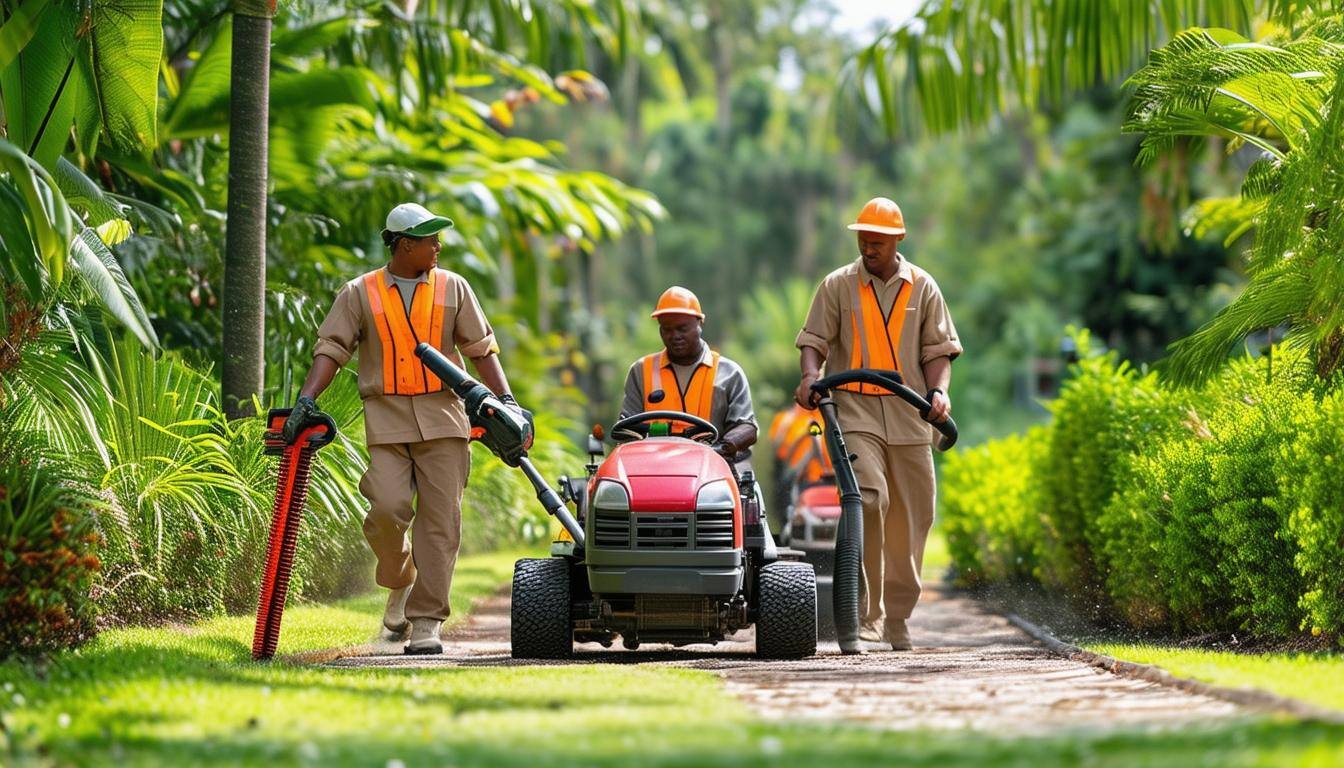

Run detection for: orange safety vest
[[640, 349, 720, 431], [362, 268, 450, 396], [768, 410, 793, 456], [840, 271, 917, 395]]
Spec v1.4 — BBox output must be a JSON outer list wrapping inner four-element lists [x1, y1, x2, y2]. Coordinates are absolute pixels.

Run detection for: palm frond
[[854, 0, 1264, 137], [1164, 52, 1344, 383]]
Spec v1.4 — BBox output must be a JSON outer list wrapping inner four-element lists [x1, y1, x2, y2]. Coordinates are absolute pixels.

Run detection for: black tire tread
[[510, 558, 572, 659], [755, 561, 818, 659]]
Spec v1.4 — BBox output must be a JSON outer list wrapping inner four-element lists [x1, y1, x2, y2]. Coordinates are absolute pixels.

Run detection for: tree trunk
[[707, 0, 734, 318], [221, 5, 273, 419]]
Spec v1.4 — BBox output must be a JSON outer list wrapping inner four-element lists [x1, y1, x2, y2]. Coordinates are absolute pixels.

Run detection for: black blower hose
[[817, 397, 865, 654]]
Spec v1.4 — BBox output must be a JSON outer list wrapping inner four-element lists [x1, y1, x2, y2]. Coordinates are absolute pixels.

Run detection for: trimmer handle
[[263, 408, 338, 455], [812, 369, 958, 452]]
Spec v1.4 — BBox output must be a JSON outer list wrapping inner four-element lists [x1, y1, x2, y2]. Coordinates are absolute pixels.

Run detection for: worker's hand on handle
[[924, 387, 951, 424], [282, 396, 320, 444], [794, 371, 821, 409], [496, 393, 535, 463]]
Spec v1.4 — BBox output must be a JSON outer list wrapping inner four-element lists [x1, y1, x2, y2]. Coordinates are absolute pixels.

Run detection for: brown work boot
[[858, 621, 885, 643], [382, 585, 412, 636], [888, 619, 912, 651], [404, 618, 444, 655]]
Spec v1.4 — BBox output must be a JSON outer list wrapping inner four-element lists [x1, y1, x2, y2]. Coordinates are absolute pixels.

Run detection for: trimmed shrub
[[1283, 388, 1344, 638], [1034, 352, 1188, 600], [1095, 430, 1207, 630], [942, 428, 1045, 585], [0, 434, 102, 656], [1193, 354, 1315, 636], [943, 341, 1340, 641]]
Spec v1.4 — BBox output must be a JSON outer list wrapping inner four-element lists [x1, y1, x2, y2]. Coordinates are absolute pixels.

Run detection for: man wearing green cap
[[284, 203, 527, 654]]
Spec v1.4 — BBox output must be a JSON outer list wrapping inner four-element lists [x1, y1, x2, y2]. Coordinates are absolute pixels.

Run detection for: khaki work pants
[[846, 433, 936, 633], [359, 437, 470, 621]]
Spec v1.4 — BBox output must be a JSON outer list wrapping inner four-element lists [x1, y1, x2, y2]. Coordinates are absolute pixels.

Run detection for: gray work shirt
[[618, 342, 758, 435], [387, 270, 427, 315]]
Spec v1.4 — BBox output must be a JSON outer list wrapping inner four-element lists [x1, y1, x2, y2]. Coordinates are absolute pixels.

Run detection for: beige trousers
[[359, 437, 470, 621], [846, 433, 937, 632]]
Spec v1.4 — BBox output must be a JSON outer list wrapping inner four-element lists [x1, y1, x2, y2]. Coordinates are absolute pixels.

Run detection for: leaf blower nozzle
[[414, 343, 585, 547], [415, 343, 533, 466]]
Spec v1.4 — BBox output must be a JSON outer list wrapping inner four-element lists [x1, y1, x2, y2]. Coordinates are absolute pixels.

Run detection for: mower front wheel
[[511, 557, 573, 659], [755, 562, 818, 659]]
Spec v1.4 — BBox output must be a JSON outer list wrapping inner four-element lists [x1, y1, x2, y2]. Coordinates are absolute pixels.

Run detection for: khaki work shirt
[[618, 343, 758, 436], [795, 255, 961, 445], [313, 266, 500, 446]]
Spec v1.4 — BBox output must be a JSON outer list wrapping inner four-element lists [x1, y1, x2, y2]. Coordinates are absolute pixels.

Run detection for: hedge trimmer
[[252, 407, 337, 660]]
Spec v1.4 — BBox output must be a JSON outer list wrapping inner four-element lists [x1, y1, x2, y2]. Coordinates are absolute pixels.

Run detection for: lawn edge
[[1005, 612, 1344, 724]]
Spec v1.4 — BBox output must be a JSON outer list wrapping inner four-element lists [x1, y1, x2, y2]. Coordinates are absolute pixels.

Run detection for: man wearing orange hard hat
[[794, 197, 961, 651], [618, 286, 759, 459]]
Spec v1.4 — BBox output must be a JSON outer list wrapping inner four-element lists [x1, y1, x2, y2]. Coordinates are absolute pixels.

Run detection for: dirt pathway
[[325, 581, 1246, 733]]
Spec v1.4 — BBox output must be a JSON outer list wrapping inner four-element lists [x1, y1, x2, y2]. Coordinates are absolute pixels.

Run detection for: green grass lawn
[[1085, 643, 1344, 713], [4, 550, 1344, 767]]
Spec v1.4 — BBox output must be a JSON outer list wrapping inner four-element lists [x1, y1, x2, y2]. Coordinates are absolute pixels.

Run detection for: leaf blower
[[810, 368, 958, 654]]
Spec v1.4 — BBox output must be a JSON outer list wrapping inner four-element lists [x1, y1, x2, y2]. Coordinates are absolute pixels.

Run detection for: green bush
[[943, 340, 1341, 641], [941, 428, 1045, 586], [1192, 354, 1316, 636], [1283, 389, 1344, 638], [1035, 352, 1188, 599], [1095, 435, 1194, 631], [0, 433, 102, 657]]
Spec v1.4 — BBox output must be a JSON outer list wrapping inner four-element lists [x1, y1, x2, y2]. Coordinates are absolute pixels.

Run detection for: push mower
[[412, 345, 818, 659]]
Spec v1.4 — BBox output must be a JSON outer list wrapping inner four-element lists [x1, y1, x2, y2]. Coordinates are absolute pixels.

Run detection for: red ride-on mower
[[530, 410, 817, 659]]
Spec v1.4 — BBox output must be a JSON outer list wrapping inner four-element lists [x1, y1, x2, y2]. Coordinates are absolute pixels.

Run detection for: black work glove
[[282, 395, 320, 444], [497, 393, 535, 460]]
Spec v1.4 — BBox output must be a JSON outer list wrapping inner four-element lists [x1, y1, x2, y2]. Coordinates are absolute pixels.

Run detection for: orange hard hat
[[848, 197, 906, 236], [651, 286, 705, 320]]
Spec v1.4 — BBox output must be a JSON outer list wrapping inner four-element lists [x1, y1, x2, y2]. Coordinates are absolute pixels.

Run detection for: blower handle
[[812, 368, 958, 452]]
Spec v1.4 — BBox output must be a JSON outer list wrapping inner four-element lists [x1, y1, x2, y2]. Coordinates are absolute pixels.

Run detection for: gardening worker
[[618, 286, 759, 459], [794, 197, 960, 651], [283, 202, 528, 655]]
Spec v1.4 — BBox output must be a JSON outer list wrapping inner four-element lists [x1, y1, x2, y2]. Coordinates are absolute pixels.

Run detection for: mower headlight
[[592, 480, 630, 510], [696, 479, 735, 511]]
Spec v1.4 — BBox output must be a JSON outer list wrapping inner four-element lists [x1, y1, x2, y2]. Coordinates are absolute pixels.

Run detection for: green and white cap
[[383, 203, 454, 237]]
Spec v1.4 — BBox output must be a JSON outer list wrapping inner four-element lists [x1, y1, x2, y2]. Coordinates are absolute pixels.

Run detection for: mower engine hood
[[592, 438, 738, 513]]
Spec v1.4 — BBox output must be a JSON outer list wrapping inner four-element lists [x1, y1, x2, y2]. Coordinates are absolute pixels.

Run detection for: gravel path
[[322, 580, 1246, 733]]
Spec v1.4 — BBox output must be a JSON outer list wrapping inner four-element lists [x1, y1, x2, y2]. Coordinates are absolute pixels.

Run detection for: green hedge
[[941, 428, 1044, 585], [1033, 353, 1191, 599], [943, 346, 1344, 641]]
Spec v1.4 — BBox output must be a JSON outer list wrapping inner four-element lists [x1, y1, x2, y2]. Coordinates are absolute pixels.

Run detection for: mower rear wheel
[[755, 562, 818, 659], [511, 557, 573, 659]]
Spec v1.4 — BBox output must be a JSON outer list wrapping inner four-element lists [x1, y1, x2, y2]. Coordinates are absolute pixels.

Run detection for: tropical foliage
[[1126, 21, 1344, 382], [0, 0, 663, 653]]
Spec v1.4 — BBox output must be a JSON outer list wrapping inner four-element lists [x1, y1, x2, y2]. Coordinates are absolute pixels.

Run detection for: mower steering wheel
[[611, 410, 719, 444]]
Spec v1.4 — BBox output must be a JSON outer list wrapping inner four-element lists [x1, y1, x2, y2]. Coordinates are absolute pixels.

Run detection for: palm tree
[[221, 0, 275, 419], [1124, 22, 1344, 382]]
